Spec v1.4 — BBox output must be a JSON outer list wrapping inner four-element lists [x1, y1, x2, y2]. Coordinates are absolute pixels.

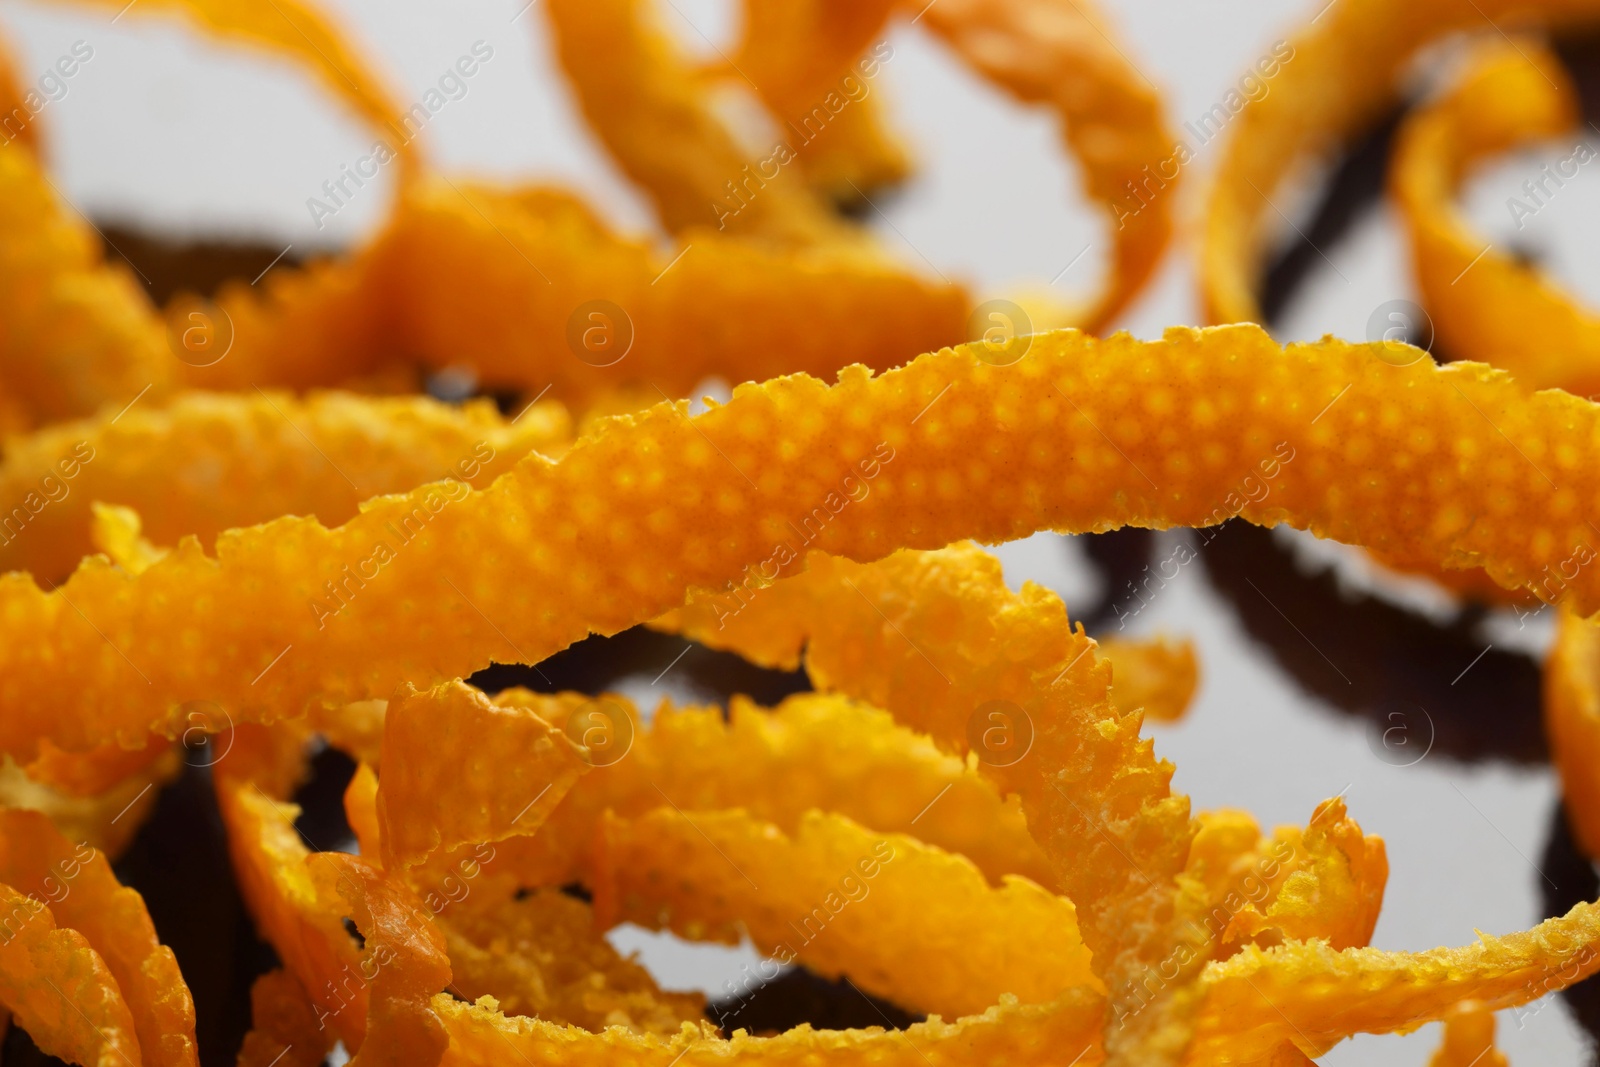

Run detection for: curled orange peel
[[458, 688, 1053, 893], [438, 886, 706, 1035], [0, 122, 169, 431], [721, 0, 908, 203], [917, 0, 1177, 332], [1188, 899, 1600, 1060], [9, 325, 1600, 762], [543, 0, 850, 245], [181, 180, 966, 407], [0, 810, 197, 1067], [0, 391, 570, 583], [0, 747, 177, 858], [315, 852, 452, 1067], [592, 805, 1101, 1017], [0, 878, 142, 1067], [375, 680, 589, 871], [1392, 36, 1600, 397], [1202, 0, 1600, 326]]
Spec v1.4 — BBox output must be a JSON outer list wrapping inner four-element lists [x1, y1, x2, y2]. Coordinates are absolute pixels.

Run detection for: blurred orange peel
[[0, 0, 1595, 1062], [1392, 36, 1600, 397]]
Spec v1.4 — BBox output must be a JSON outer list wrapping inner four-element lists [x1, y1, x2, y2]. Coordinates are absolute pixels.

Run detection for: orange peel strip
[[919, 0, 1178, 332], [542, 0, 846, 244], [235, 968, 334, 1067], [1202, 0, 1600, 326], [416, 688, 1052, 894], [1427, 1003, 1509, 1067], [439, 886, 706, 1035], [0, 810, 197, 1067], [0, 120, 169, 431], [0, 391, 570, 583], [313, 853, 451, 1067], [0, 748, 178, 858], [723, 0, 908, 202], [0, 879, 143, 1067], [1391, 36, 1600, 397], [182, 181, 966, 407], [9, 326, 1600, 761], [1189, 900, 1600, 1060], [375, 679, 589, 871], [592, 805, 1100, 1018], [432, 986, 1108, 1067]]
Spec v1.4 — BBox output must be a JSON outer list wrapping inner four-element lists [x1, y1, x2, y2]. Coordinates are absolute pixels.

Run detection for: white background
[[6, 0, 1600, 1061]]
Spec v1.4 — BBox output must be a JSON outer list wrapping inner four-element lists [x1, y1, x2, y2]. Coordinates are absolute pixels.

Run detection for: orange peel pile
[[0, 0, 1595, 1066]]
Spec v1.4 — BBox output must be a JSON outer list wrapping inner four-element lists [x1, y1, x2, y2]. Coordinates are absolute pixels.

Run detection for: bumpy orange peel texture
[[0, 811, 197, 1067], [1392, 36, 1600, 398], [234, 968, 335, 1067], [0, 878, 142, 1067], [6, 326, 1600, 757], [453, 687, 1056, 893], [314, 853, 451, 1067], [651, 538, 1378, 1061], [1201, 0, 1600, 326], [436, 886, 708, 1035], [375, 680, 589, 871], [592, 806, 1100, 1017], [0, 391, 570, 583]]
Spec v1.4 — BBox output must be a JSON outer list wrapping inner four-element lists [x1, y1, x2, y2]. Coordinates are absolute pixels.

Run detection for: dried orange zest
[[376, 680, 589, 870], [465, 688, 1052, 894], [439, 886, 705, 1035], [1191, 901, 1600, 1059], [1202, 0, 1600, 325], [542, 0, 846, 243], [10, 327, 1598, 763], [1427, 1002, 1509, 1067], [235, 969, 335, 1067], [594, 806, 1100, 1017], [314, 853, 451, 1067], [0, 391, 569, 583], [920, 0, 1177, 331], [1392, 37, 1600, 397]]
